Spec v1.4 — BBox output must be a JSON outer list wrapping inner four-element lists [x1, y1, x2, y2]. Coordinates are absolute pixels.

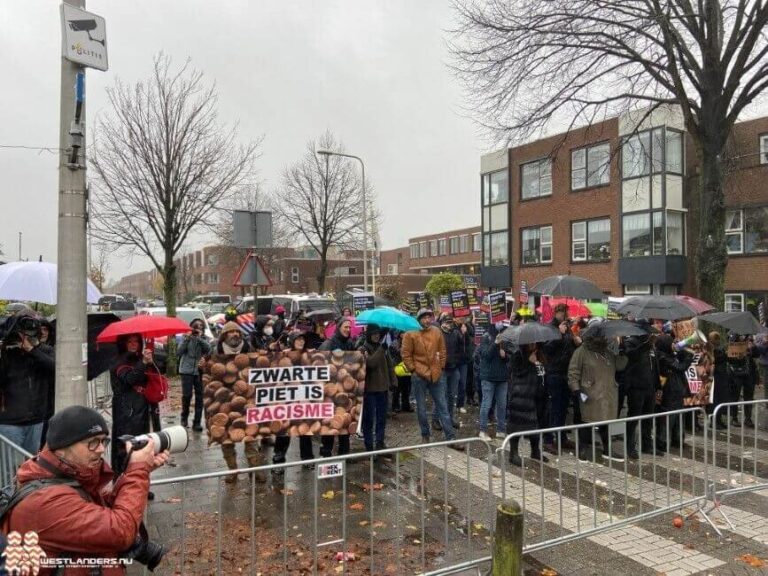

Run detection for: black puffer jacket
[[457, 323, 475, 366], [441, 327, 463, 370], [110, 350, 152, 439], [711, 346, 731, 406], [506, 350, 546, 433], [0, 344, 55, 425], [657, 339, 692, 410], [622, 335, 660, 393], [541, 320, 576, 375], [250, 316, 276, 351], [319, 322, 356, 352]]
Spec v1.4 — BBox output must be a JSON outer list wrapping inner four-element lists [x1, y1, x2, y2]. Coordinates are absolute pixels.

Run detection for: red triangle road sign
[[233, 251, 273, 287]]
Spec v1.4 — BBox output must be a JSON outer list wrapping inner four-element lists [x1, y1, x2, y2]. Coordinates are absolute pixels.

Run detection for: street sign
[[317, 461, 344, 479], [60, 4, 108, 71], [353, 293, 375, 316], [233, 210, 273, 249], [233, 252, 273, 287]]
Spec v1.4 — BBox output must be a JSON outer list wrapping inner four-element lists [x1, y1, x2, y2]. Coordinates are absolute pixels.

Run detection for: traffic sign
[[233, 252, 273, 287], [61, 4, 108, 71]]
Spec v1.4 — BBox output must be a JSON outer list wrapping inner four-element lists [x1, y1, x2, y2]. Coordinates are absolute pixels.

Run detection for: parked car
[[108, 300, 137, 320], [235, 294, 338, 317]]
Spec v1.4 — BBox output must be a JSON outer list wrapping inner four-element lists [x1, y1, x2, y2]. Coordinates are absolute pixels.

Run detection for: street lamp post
[[315, 149, 367, 292]]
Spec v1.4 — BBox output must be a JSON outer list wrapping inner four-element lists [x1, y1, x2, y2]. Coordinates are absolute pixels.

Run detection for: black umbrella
[[52, 312, 121, 380], [529, 275, 604, 300], [615, 295, 699, 321], [695, 311, 767, 335], [304, 308, 338, 319], [582, 319, 649, 339], [496, 322, 561, 347]]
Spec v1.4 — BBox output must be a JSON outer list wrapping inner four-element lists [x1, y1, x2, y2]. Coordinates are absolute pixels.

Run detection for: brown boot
[[221, 443, 239, 484], [244, 441, 267, 483]]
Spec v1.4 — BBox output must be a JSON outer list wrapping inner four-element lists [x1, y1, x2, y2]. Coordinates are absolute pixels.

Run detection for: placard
[[682, 351, 714, 406], [519, 280, 529, 305], [463, 275, 479, 290], [439, 295, 452, 314], [727, 342, 748, 359], [353, 294, 375, 316], [489, 291, 507, 323], [472, 309, 489, 345], [317, 461, 344, 479], [450, 289, 471, 318], [672, 320, 695, 341]]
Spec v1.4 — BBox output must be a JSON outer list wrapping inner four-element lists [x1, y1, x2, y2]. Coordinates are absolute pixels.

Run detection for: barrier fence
[[0, 434, 32, 488]]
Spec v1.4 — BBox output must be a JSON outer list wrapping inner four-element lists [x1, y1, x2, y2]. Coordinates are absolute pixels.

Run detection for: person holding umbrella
[[358, 324, 397, 455], [506, 343, 549, 466]]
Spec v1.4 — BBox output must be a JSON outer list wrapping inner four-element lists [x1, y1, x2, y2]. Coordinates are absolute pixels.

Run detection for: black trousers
[[626, 386, 656, 451], [181, 373, 204, 425], [273, 435, 315, 462], [730, 374, 756, 419], [320, 435, 350, 457], [392, 375, 412, 411]]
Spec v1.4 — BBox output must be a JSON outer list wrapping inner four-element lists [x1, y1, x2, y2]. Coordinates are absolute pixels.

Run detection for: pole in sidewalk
[[491, 500, 524, 576]]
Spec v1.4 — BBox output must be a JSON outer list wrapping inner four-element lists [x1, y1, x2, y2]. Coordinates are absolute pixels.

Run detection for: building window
[[207, 254, 219, 266], [666, 211, 685, 255], [521, 159, 552, 200], [438, 238, 447, 256], [459, 235, 469, 253], [449, 236, 459, 255], [726, 206, 768, 254], [419, 242, 427, 258], [409, 243, 419, 259], [622, 211, 674, 257], [482, 169, 509, 267], [483, 170, 509, 205], [472, 233, 482, 252], [571, 218, 611, 262], [666, 130, 683, 173], [387, 264, 398, 274], [291, 267, 299, 284], [430, 240, 438, 257], [760, 134, 768, 164], [622, 213, 651, 257], [205, 272, 219, 284], [484, 232, 508, 266], [624, 284, 652, 295], [279, 269, 285, 283], [623, 128, 683, 179], [521, 225, 553, 265], [725, 293, 745, 312], [571, 143, 610, 190]]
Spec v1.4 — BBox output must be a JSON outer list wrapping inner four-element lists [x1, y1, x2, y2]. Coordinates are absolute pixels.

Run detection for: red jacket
[[2, 448, 151, 575]]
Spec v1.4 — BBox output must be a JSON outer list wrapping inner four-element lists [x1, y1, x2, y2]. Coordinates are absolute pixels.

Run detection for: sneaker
[[603, 449, 625, 463], [478, 431, 492, 442], [452, 421, 462, 430], [449, 442, 466, 452], [432, 421, 443, 431], [459, 407, 467, 414], [192, 424, 203, 432]]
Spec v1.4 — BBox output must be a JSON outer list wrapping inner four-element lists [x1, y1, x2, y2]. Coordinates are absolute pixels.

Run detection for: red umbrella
[[675, 295, 714, 315], [96, 314, 191, 343], [536, 297, 591, 318]]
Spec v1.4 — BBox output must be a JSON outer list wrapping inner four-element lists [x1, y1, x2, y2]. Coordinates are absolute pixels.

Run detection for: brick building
[[380, 226, 482, 276], [479, 105, 768, 316]]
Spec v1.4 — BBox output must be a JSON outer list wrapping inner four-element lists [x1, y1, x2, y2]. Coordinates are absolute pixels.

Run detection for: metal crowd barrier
[[87, 372, 113, 416], [700, 399, 768, 533], [495, 407, 711, 553], [147, 437, 495, 576], [0, 433, 33, 488]]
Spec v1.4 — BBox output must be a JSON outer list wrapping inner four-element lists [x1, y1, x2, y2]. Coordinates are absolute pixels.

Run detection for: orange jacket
[[3, 449, 151, 575], [402, 326, 446, 383]]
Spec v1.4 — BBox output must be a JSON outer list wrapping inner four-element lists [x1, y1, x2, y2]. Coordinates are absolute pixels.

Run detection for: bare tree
[[90, 54, 260, 316], [89, 242, 110, 291], [271, 132, 374, 293], [451, 0, 768, 307]]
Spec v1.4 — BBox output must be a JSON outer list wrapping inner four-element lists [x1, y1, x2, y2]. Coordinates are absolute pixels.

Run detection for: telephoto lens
[[120, 426, 189, 454]]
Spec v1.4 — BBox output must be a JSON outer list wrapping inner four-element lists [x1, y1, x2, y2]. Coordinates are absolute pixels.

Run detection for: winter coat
[[110, 352, 153, 438], [441, 327, 463, 371], [319, 331, 356, 352], [754, 337, 768, 368], [360, 341, 396, 394], [0, 344, 55, 425], [541, 320, 577, 375], [711, 346, 731, 406], [657, 349, 692, 410], [568, 338, 628, 423], [457, 323, 475, 365], [478, 335, 509, 382], [506, 351, 546, 433], [250, 316, 276, 351], [622, 336, 660, 393], [3, 448, 150, 574], [177, 334, 211, 376], [402, 326, 446, 384], [216, 335, 252, 355]]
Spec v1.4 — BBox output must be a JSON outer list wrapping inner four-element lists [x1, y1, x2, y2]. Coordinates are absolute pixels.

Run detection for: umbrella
[[0, 261, 102, 305], [51, 312, 120, 380], [695, 311, 767, 335], [615, 295, 702, 321], [496, 322, 561, 347], [586, 302, 608, 317], [535, 297, 591, 318], [582, 319, 649, 340], [305, 308, 338, 319], [96, 314, 191, 343], [528, 275, 604, 300], [356, 306, 421, 332], [675, 295, 715, 315]]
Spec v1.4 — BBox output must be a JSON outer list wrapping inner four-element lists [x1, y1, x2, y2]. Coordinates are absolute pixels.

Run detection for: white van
[[235, 294, 337, 317]]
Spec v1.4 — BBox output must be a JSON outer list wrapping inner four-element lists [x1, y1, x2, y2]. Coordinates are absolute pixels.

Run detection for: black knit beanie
[[47, 406, 109, 451]]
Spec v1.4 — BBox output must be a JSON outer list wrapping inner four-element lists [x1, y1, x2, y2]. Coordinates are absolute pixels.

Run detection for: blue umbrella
[[356, 306, 421, 332]]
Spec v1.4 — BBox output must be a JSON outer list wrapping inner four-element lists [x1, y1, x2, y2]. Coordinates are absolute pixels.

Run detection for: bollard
[[491, 500, 524, 576]]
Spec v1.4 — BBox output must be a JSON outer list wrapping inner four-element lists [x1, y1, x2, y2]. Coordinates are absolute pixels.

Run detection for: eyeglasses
[[85, 437, 110, 451]]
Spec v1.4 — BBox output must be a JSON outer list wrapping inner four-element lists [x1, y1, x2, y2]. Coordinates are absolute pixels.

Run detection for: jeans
[[433, 368, 460, 424], [362, 392, 388, 450], [0, 423, 44, 455], [479, 380, 508, 433], [543, 373, 570, 444], [412, 375, 455, 440], [456, 364, 468, 408]]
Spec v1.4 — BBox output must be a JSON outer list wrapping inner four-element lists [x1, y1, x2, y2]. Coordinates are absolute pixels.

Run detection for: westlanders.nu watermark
[[42, 558, 134, 567]]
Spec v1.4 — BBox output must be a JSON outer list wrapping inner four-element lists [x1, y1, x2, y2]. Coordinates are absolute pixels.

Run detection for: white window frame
[[430, 240, 438, 257], [521, 225, 553, 265], [761, 134, 768, 165], [419, 242, 427, 258], [726, 208, 744, 254], [624, 284, 652, 295], [572, 221, 587, 261], [387, 264, 397, 274], [438, 238, 447, 256], [725, 293, 745, 312], [521, 159, 552, 200], [409, 244, 419, 259], [571, 143, 610, 190], [291, 267, 299, 284], [459, 235, 469, 253], [449, 236, 459, 255], [472, 233, 482, 252]]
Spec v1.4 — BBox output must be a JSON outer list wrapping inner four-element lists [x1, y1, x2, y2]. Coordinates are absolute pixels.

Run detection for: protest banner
[[466, 287, 479, 309], [439, 295, 452, 314], [352, 293, 375, 316], [682, 351, 714, 406], [463, 275, 479, 290], [519, 280, 529, 305], [727, 341, 748, 359], [202, 350, 365, 442], [489, 291, 507, 323], [472, 308, 489, 345], [450, 289, 471, 318]]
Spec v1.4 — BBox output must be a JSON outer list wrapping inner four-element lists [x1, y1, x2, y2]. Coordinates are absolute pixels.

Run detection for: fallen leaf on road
[[372, 520, 386, 528], [738, 554, 765, 568], [541, 569, 558, 576], [322, 490, 335, 500], [349, 502, 364, 511], [362, 482, 384, 491], [164, 497, 182, 504], [279, 489, 294, 496], [359, 521, 369, 527], [406, 525, 418, 530]]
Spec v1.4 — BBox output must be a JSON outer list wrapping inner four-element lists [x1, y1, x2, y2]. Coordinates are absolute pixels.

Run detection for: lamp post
[[315, 149, 367, 292]]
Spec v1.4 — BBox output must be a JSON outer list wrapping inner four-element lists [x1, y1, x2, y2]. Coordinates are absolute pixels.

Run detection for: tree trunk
[[693, 141, 727, 310], [317, 249, 328, 293], [163, 251, 178, 376]]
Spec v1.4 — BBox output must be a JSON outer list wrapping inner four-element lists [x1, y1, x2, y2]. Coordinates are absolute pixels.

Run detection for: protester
[[2, 405, 170, 574], [506, 344, 548, 466], [433, 314, 462, 431], [341, 307, 353, 317], [272, 305, 287, 338], [621, 326, 662, 458], [727, 334, 755, 427], [250, 315, 277, 351], [655, 334, 693, 449], [319, 317, 356, 457], [568, 326, 628, 462], [359, 324, 396, 454], [215, 322, 266, 483], [456, 318, 474, 414], [708, 331, 730, 429], [389, 331, 413, 413], [542, 303, 581, 453], [401, 309, 463, 450], [177, 319, 211, 432], [39, 320, 54, 346], [0, 313, 55, 454], [303, 319, 326, 350], [477, 324, 508, 442]]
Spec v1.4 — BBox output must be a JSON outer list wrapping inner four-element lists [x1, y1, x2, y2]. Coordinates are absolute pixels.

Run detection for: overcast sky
[[0, 0, 488, 283]]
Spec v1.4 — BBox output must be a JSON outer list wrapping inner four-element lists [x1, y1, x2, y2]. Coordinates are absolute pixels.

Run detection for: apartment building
[[380, 226, 482, 276], [479, 105, 768, 316]]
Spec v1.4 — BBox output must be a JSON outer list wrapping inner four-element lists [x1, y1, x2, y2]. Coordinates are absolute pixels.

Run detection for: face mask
[[227, 335, 242, 346], [264, 327, 274, 336]]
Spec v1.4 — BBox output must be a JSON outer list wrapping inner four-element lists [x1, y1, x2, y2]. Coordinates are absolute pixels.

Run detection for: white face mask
[[263, 327, 274, 336]]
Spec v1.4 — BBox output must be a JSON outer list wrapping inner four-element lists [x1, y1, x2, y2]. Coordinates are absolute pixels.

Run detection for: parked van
[[235, 294, 337, 317]]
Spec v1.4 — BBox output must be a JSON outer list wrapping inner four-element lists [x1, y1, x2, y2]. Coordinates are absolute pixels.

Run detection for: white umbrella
[[0, 261, 102, 305]]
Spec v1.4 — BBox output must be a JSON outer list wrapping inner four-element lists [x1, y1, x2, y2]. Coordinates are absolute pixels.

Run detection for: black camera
[[121, 524, 165, 571]]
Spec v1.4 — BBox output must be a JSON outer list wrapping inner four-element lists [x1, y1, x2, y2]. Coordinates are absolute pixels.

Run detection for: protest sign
[[451, 289, 471, 318], [519, 280, 529, 305], [352, 293, 375, 316], [682, 352, 714, 406], [439, 295, 452, 314], [463, 275, 479, 290], [472, 309, 489, 345], [489, 291, 507, 323]]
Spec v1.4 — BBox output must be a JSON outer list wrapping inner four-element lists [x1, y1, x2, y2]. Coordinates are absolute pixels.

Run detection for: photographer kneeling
[[2, 405, 170, 573]]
